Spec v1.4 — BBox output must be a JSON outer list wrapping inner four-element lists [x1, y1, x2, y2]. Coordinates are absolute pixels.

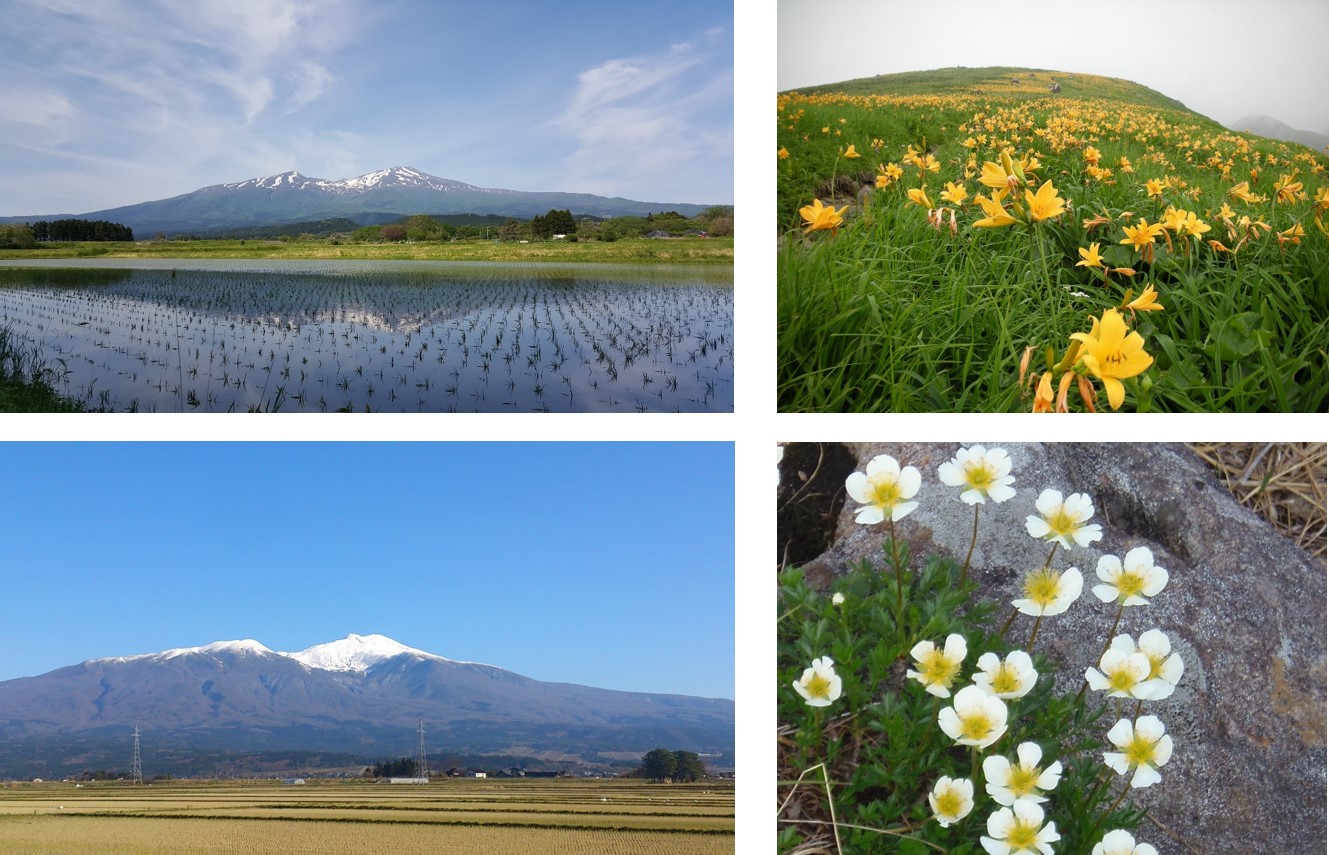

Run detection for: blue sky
[[0, 442, 735, 699], [0, 0, 733, 216]]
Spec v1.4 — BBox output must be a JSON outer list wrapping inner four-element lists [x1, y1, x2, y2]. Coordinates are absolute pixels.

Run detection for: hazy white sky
[[779, 0, 1329, 135]]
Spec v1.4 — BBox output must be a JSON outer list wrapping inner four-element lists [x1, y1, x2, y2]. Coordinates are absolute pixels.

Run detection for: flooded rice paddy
[[0, 260, 733, 412]]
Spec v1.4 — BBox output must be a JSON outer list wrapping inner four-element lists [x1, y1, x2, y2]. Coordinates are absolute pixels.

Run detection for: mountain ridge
[[0, 166, 716, 235], [0, 633, 733, 778]]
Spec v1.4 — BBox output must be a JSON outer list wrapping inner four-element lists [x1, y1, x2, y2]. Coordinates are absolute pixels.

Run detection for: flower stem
[[1100, 601, 1126, 657], [889, 518, 905, 628], [1026, 614, 1044, 652], [1041, 541, 1060, 572], [1088, 783, 1134, 842], [960, 503, 980, 584], [997, 606, 1019, 640]]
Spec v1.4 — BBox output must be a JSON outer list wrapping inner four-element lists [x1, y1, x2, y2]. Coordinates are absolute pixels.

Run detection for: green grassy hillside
[[777, 67, 1329, 412], [792, 66, 1191, 112]]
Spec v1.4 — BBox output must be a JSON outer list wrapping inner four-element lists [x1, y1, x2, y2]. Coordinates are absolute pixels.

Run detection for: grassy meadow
[[0, 236, 733, 265], [777, 66, 1329, 412], [0, 778, 734, 854]]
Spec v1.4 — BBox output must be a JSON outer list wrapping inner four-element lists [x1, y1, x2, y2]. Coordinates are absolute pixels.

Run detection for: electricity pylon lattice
[[415, 719, 428, 783], [130, 725, 143, 785]]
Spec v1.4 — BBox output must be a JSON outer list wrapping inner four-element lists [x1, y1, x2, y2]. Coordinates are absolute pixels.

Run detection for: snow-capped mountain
[[0, 634, 733, 779], [217, 166, 494, 196], [285, 632, 462, 672], [0, 166, 712, 234]]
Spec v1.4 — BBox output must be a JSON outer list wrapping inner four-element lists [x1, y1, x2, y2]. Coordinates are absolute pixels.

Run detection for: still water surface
[[0, 259, 733, 412]]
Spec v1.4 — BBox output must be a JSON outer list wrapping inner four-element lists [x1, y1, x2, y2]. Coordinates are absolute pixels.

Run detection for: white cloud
[[554, 33, 732, 202]]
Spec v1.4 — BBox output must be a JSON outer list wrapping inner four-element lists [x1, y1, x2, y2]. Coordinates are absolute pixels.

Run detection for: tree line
[[633, 748, 708, 782], [346, 206, 733, 244], [28, 219, 134, 242]]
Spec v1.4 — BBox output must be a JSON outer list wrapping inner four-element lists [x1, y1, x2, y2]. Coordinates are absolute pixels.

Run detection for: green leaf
[[1203, 311, 1264, 360]]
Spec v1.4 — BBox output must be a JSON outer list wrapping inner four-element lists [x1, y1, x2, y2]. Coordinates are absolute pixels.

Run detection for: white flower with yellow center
[[983, 742, 1062, 806], [845, 454, 922, 524], [1012, 566, 1083, 617], [980, 800, 1060, 855], [1025, 489, 1103, 549], [938, 445, 1017, 505], [792, 656, 842, 707], [938, 685, 1009, 750], [1092, 829, 1159, 855], [1103, 715, 1173, 788], [928, 775, 974, 827], [908, 634, 969, 698], [1091, 547, 1168, 606], [1113, 630, 1184, 700], [1085, 643, 1153, 699], [973, 650, 1038, 699]]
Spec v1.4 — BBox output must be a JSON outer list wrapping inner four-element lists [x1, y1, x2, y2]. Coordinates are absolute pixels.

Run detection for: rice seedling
[[0, 261, 733, 412]]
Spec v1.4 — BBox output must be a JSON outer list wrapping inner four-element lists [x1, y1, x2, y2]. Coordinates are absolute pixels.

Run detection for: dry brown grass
[[1189, 442, 1327, 559]]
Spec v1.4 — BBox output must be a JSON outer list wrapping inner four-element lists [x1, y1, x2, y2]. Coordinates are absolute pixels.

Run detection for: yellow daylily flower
[[777, 146, 789, 160], [973, 190, 1018, 228], [1228, 181, 1263, 203], [843, 144, 861, 159], [907, 187, 934, 208], [1119, 219, 1166, 253], [1076, 242, 1105, 269], [1277, 223, 1305, 247], [1031, 372, 1054, 413], [800, 198, 848, 236], [1272, 173, 1302, 203], [1121, 284, 1163, 314], [1160, 206, 1188, 233], [1070, 309, 1153, 410], [941, 181, 969, 205], [1145, 178, 1165, 199], [1024, 180, 1067, 222], [1180, 211, 1210, 238], [979, 152, 1025, 194]]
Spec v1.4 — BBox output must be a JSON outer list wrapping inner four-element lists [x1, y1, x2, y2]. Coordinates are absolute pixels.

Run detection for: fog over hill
[[1227, 115, 1329, 154]]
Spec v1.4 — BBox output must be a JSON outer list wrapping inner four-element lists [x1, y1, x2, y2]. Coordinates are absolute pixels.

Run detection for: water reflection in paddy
[[0, 260, 733, 412]]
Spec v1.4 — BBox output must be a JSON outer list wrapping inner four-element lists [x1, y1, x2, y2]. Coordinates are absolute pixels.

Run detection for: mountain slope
[[788, 66, 1194, 114], [0, 634, 733, 778], [2, 166, 713, 235]]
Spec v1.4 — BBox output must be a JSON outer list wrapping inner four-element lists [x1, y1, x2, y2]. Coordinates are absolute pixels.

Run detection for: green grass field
[[0, 779, 734, 854], [777, 66, 1329, 412], [0, 236, 733, 264]]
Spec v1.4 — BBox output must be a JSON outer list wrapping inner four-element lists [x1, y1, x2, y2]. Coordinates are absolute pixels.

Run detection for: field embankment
[[0, 236, 733, 264]]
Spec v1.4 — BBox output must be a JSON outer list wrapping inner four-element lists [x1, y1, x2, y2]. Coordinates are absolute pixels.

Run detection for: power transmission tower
[[414, 719, 428, 783], [130, 725, 143, 785]]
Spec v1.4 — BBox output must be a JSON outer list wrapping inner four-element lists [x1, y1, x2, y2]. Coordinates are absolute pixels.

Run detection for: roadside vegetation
[[777, 67, 1328, 412], [0, 324, 82, 412]]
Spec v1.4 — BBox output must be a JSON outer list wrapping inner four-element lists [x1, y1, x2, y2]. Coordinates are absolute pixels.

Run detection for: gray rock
[[799, 442, 1325, 855]]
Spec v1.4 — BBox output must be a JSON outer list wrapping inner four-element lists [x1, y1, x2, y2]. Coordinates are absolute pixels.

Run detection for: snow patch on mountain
[[93, 634, 497, 672], [216, 166, 503, 196], [286, 633, 435, 672], [97, 639, 275, 664]]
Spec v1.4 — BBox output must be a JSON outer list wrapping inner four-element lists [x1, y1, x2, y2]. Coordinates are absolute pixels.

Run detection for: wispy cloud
[[2, 0, 357, 210], [554, 29, 732, 203]]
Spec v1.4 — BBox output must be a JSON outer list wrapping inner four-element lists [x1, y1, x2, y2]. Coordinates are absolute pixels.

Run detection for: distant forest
[[31, 218, 134, 242]]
